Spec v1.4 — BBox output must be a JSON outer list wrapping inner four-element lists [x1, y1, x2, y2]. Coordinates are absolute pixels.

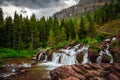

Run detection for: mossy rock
[[102, 54, 111, 63]]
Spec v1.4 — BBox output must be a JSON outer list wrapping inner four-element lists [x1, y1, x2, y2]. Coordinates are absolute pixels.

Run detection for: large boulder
[[50, 63, 120, 80]]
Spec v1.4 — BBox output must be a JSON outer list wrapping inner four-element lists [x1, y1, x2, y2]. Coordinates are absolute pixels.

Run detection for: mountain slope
[[53, 0, 114, 20], [97, 18, 120, 36]]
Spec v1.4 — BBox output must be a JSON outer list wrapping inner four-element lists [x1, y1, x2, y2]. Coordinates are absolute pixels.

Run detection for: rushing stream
[[38, 37, 116, 70], [39, 44, 89, 70]]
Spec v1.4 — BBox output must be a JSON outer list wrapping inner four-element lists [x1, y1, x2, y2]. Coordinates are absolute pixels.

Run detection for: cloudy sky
[[0, 0, 79, 19]]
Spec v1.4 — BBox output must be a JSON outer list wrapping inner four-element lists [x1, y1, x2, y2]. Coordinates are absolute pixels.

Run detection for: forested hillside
[[0, 0, 120, 50]]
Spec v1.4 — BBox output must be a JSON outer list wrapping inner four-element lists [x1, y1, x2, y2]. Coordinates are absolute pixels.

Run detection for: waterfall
[[37, 53, 48, 62], [39, 44, 89, 70], [96, 51, 104, 63], [96, 40, 114, 64], [44, 55, 48, 62], [37, 53, 43, 60]]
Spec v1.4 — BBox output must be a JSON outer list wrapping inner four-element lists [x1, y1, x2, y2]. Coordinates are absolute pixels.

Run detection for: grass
[[0, 48, 37, 59], [97, 19, 120, 36]]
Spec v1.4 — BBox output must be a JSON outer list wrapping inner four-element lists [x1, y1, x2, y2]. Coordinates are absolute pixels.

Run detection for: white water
[[38, 37, 115, 70], [38, 53, 43, 60], [39, 44, 89, 70], [96, 41, 114, 64]]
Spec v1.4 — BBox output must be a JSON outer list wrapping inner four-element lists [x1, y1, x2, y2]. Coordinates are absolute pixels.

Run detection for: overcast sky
[[0, 0, 79, 19]]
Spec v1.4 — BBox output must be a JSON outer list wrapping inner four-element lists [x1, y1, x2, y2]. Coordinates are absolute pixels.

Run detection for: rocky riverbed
[[0, 58, 50, 80]]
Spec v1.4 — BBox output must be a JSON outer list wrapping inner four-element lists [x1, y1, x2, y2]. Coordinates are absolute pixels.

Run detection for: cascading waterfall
[[39, 44, 89, 70], [82, 47, 89, 64], [37, 53, 48, 62], [96, 51, 104, 64], [96, 37, 115, 64], [37, 53, 43, 60], [43, 55, 48, 62]]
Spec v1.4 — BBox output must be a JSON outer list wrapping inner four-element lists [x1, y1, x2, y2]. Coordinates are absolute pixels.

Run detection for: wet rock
[[116, 33, 120, 42], [88, 49, 99, 63], [102, 54, 111, 63], [110, 47, 120, 62], [99, 41, 108, 49], [76, 52, 84, 63], [50, 63, 120, 80]]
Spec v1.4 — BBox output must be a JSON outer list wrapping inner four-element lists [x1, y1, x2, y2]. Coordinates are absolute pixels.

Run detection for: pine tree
[[87, 14, 95, 37], [53, 16, 61, 43], [0, 8, 4, 47], [4, 16, 13, 48], [78, 16, 87, 38], [75, 33, 79, 42], [48, 30, 55, 47], [60, 27, 66, 41], [0, 8, 4, 28]]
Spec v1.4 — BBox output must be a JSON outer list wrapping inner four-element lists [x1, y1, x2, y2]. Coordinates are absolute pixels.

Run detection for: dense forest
[[0, 0, 120, 50]]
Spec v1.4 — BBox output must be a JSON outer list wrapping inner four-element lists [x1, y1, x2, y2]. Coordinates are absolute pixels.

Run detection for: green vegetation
[[0, 0, 120, 63], [0, 48, 37, 59]]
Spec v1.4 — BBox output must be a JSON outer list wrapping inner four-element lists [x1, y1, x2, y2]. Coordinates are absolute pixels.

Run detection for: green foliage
[[52, 41, 69, 49], [48, 30, 55, 47], [96, 33, 105, 42], [110, 40, 120, 49], [78, 16, 87, 38], [0, 0, 120, 51], [81, 37, 100, 52], [0, 48, 37, 59], [94, 1, 120, 25]]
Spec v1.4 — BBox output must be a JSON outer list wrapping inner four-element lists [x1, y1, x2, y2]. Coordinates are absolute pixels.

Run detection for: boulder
[[50, 63, 120, 80]]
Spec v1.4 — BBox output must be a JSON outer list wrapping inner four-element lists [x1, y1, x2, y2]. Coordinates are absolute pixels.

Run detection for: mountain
[[53, 0, 115, 20]]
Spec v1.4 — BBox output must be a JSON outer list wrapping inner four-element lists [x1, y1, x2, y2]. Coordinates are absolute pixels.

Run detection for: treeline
[[0, 0, 120, 50], [94, 0, 120, 25], [0, 9, 96, 50]]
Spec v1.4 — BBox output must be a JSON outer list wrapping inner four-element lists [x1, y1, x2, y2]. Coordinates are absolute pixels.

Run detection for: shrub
[[96, 33, 105, 42]]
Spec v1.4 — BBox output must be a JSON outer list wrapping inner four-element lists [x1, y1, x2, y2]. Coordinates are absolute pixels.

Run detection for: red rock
[[88, 49, 99, 63], [64, 77, 79, 80], [50, 63, 120, 80], [90, 77, 104, 80], [108, 73, 120, 80]]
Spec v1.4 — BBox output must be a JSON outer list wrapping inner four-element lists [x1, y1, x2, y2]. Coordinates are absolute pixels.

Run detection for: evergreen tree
[[75, 33, 79, 42], [0, 8, 4, 28], [78, 16, 87, 38], [13, 11, 19, 49], [53, 16, 61, 43], [87, 14, 95, 37], [48, 30, 55, 47], [4, 16, 13, 48], [60, 27, 66, 41], [0, 8, 4, 47]]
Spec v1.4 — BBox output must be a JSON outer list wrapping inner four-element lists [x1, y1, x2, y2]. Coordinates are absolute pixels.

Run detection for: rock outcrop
[[50, 63, 120, 80], [53, 0, 115, 20]]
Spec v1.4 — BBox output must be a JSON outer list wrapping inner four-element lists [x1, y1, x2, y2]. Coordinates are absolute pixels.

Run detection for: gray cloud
[[0, 0, 66, 9], [0, 0, 79, 18]]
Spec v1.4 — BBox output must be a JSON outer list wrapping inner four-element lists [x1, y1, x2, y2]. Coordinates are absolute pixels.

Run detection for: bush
[[96, 33, 105, 42]]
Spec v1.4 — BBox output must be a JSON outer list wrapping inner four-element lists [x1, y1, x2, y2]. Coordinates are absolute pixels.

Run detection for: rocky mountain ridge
[[53, 0, 115, 20]]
